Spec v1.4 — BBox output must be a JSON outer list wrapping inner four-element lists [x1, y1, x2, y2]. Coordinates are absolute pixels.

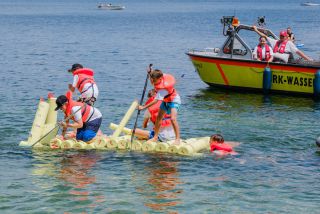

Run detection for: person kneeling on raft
[[134, 89, 175, 142], [55, 91, 102, 142], [138, 69, 181, 145], [209, 134, 237, 155]]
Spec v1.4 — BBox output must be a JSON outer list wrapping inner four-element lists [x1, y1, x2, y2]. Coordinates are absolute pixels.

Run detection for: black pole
[[130, 64, 153, 146]]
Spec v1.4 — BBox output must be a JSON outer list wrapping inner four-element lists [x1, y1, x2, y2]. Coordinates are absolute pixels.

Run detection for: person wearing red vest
[[55, 91, 102, 142], [253, 26, 312, 62], [209, 134, 237, 155], [133, 89, 175, 141], [138, 69, 181, 144], [68, 63, 99, 106], [253, 37, 274, 62]]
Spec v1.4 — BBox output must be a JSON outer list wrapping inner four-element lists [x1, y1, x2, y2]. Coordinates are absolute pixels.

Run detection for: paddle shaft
[[130, 64, 152, 144], [31, 104, 86, 147]]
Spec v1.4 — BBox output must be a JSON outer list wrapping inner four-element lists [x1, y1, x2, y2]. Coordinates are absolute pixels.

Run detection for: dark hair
[[210, 134, 224, 143], [68, 63, 83, 72], [150, 69, 163, 80], [147, 89, 156, 98]]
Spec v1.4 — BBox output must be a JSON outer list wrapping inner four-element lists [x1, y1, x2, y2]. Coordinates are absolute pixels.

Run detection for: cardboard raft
[[19, 99, 210, 156]]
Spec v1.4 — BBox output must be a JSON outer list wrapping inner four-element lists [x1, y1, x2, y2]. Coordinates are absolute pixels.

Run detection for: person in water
[[68, 63, 99, 106], [55, 91, 102, 142], [253, 26, 312, 62], [209, 134, 237, 155], [287, 27, 295, 43], [133, 89, 175, 141], [138, 69, 181, 144], [253, 36, 274, 62]]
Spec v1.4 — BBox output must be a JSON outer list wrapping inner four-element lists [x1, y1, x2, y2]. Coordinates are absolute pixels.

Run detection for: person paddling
[[55, 91, 102, 143], [133, 89, 175, 141], [68, 63, 99, 106], [138, 69, 181, 145]]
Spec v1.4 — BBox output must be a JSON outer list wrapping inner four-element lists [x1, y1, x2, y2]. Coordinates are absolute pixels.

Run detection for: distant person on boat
[[209, 134, 237, 155], [68, 63, 99, 106], [138, 69, 181, 145], [253, 26, 312, 62], [287, 27, 295, 43], [55, 91, 102, 143], [252, 37, 274, 62], [132, 89, 175, 141]]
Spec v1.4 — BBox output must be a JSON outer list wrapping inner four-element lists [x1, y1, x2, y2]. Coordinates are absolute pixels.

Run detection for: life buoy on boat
[[313, 70, 320, 97]]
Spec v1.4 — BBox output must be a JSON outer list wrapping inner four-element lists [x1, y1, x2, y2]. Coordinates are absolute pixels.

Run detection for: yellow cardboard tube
[[141, 141, 157, 152], [94, 136, 109, 149], [106, 138, 118, 149], [45, 97, 58, 124], [111, 100, 138, 138], [28, 100, 50, 144], [73, 141, 87, 149], [49, 138, 62, 149], [39, 124, 59, 145], [109, 123, 132, 135], [131, 141, 143, 151], [61, 140, 74, 149], [155, 142, 169, 152]]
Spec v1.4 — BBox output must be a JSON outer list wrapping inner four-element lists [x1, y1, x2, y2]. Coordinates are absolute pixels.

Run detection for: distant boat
[[301, 2, 320, 6], [97, 3, 125, 10]]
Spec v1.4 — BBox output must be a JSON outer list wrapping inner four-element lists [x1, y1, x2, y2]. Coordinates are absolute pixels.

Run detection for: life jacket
[[65, 91, 92, 123], [257, 44, 271, 61], [153, 74, 177, 102], [210, 143, 233, 153], [145, 96, 171, 127], [273, 40, 288, 54], [73, 68, 96, 93]]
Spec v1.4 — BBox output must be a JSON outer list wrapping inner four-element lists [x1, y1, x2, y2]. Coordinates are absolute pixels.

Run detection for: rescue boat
[[186, 16, 320, 96]]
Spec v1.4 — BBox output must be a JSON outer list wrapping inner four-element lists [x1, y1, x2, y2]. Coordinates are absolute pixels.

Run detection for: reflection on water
[[192, 88, 318, 110], [136, 156, 184, 212], [31, 150, 105, 211]]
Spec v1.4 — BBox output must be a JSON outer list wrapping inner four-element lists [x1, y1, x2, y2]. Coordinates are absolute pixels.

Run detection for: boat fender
[[313, 70, 320, 97], [316, 137, 320, 147], [263, 66, 272, 93]]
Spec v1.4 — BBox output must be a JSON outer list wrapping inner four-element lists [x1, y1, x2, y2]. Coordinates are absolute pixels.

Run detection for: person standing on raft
[[138, 69, 181, 145], [67, 63, 99, 106], [55, 91, 102, 142], [133, 89, 175, 141]]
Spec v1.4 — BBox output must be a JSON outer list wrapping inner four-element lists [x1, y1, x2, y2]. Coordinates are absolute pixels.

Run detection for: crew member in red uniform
[[253, 37, 274, 62], [138, 69, 181, 144], [68, 63, 99, 106], [55, 91, 102, 142]]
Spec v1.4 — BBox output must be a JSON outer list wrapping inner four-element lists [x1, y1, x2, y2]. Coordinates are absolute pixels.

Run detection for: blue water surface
[[0, 0, 320, 213]]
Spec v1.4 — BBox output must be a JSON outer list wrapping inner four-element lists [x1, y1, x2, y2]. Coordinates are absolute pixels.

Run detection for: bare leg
[[133, 128, 150, 140], [148, 109, 166, 142], [170, 108, 180, 145]]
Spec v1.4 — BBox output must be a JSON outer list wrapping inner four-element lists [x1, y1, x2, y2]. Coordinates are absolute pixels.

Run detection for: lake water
[[1, 0, 320, 213]]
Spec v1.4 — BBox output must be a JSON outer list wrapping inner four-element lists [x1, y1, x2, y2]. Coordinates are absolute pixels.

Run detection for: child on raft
[[209, 134, 238, 155], [138, 69, 181, 145], [133, 89, 175, 141]]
